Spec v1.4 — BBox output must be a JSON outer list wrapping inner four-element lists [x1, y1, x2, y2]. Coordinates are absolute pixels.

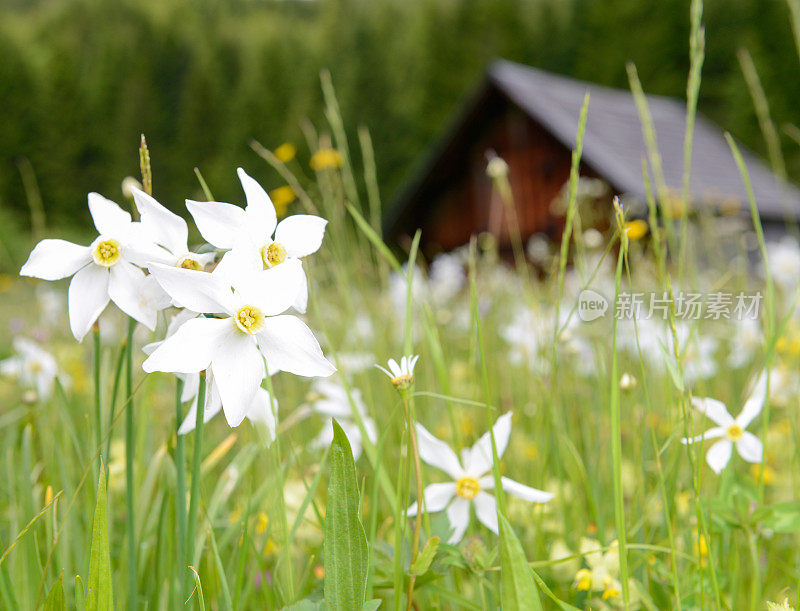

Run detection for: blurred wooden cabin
[[384, 59, 800, 252]]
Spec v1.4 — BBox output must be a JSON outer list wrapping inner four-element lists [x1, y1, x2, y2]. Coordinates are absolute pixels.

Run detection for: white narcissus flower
[[407, 412, 553, 544], [142, 310, 277, 435], [130, 187, 216, 271], [186, 167, 327, 313], [0, 337, 59, 399], [681, 373, 766, 474], [142, 254, 335, 425], [309, 379, 377, 460], [20, 193, 163, 341]]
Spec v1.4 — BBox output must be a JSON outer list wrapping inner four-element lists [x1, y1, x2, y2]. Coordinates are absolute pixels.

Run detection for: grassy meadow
[[2, 6, 800, 611]]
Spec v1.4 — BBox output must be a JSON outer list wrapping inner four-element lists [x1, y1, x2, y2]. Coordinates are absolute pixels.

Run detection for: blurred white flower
[[526, 234, 550, 265], [20, 193, 164, 341], [429, 252, 466, 304], [727, 317, 762, 369], [766, 236, 800, 292], [186, 168, 326, 313], [142, 255, 335, 425], [407, 412, 553, 543], [681, 373, 766, 473], [375, 354, 419, 390], [309, 379, 376, 460], [0, 337, 59, 399]]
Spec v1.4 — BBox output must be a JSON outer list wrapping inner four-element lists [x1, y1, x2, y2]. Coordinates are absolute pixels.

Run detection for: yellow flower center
[[92, 239, 121, 267], [261, 242, 287, 268], [726, 424, 744, 441], [391, 374, 413, 390], [234, 305, 264, 335], [177, 256, 203, 271], [456, 476, 480, 500], [574, 569, 592, 591]]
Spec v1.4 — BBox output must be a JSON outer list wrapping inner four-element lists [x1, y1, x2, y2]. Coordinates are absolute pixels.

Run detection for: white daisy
[[375, 354, 419, 390]]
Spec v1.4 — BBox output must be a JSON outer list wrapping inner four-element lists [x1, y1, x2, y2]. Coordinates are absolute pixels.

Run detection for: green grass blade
[[86, 466, 113, 611]]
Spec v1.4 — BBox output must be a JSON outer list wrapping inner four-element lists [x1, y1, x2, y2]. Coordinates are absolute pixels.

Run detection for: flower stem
[[92, 325, 102, 465], [185, 370, 206, 595], [174, 378, 187, 609], [105, 342, 126, 467], [125, 318, 137, 609], [402, 390, 424, 611]]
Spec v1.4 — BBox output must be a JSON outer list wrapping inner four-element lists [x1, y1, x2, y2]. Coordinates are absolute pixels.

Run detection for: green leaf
[[284, 599, 326, 610], [498, 512, 543, 611], [762, 502, 800, 533], [409, 536, 439, 576], [323, 420, 369, 610], [86, 467, 113, 611], [363, 599, 382, 611], [43, 575, 65, 611]]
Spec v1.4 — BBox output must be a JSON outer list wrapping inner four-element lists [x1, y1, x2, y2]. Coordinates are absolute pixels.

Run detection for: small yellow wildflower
[[269, 185, 296, 217], [263, 538, 277, 556], [751, 463, 776, 485], [574, 568, 593, 591], [255, 512, 269, 534], [310, 148, 343, 171], [623, 219, 648, 240], [313, 564, 325, 580], [274, 142, 297, 163]]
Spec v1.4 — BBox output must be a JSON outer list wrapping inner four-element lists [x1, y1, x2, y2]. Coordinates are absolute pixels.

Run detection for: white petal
[[705, 439, 733, 474], [238, 168, 277, 241], [123, 241, 175, 267], [88, 192, 132, 236], [211, 329, 266, 428], [186, 199, 246, 249], [414, 422, 464, 479], [68, 264, 110, 342], [500, 476, 553, 503], [691, 397, 735, 427], [20, 239, 91, 280], [212, 247, 263, 286], [407, 482, 456, 517], [680, 427, 726, 444], [178, 379, 223, 435], [245, 387, 277, 441], [108, 260, 156, 331], [446, 498, 471, 544], [735, 432, 763, 463], [464, 412, 513, 476], [387, 359, 402, 377], [181, 371, 200, 402], [142, 317, 231, 374], [148, 264, 234, 314], [234, 259, 305, 316], [0, 357, 21, 376], [256, 315, 336, 377], [473, 492, 498, 534], [274, 215, 328, 258], [736, 372, 767, 429], [132, 188, 188, 255], [292, 271, 309, 314]]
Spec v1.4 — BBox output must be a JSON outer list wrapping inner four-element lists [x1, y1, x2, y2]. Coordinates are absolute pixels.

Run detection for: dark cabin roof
[[385, 59, 800, 237]]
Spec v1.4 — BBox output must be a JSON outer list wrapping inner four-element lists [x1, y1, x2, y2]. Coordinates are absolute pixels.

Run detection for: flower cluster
[[20, 168, 335, 425]]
